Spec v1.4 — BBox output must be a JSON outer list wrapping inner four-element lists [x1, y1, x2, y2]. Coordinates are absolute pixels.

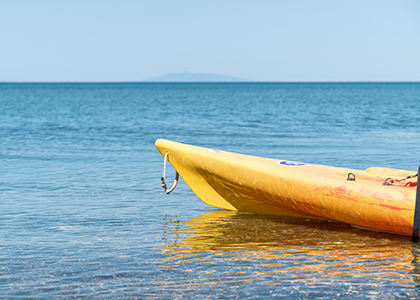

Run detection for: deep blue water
[[1, 82, 420, 298]]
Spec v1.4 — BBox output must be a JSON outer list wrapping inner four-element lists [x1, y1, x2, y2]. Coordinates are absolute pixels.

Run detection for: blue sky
[[1, 0, 419, 82]]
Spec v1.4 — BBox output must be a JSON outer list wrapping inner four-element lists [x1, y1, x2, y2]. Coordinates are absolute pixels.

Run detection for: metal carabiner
[[161, 152, 179, 194]]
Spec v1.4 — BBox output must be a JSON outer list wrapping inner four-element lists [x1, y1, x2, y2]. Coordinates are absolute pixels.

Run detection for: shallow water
[[1, 82, 420, 298]]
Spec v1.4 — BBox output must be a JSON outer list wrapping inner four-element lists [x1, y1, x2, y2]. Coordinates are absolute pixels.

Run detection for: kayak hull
[[155, 139, 417, 236]]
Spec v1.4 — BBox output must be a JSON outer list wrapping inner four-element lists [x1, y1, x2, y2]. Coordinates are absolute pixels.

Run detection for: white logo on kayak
[[277, 161, 308, 167]]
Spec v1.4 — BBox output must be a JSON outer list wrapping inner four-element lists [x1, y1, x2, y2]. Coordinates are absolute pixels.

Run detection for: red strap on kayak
[[384, 173, 418, 186]]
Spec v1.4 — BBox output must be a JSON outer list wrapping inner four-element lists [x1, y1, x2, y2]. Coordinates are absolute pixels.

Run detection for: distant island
[[143, 72, 248, 82]]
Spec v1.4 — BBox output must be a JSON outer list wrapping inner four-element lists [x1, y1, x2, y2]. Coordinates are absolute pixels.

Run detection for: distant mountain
[[143, 72, 247, 82]]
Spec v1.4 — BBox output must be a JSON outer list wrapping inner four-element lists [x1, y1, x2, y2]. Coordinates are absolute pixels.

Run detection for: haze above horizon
[[1, 1, 419, 82]]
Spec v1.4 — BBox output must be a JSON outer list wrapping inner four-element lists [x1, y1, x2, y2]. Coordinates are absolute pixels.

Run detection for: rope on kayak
[[412, 167, 420, 242], [161, 152, 179, 194], [383, 173, 418, 186]]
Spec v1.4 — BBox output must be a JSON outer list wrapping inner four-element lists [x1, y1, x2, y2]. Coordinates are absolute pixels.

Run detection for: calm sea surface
[[1, 82, 420, 298]]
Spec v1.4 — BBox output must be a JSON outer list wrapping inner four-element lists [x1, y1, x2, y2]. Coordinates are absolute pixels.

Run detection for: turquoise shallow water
[[1, 82, 420, 298]]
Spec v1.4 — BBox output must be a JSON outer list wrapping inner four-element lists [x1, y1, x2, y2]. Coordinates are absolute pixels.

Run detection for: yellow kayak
[[155, 139, 418, 236]]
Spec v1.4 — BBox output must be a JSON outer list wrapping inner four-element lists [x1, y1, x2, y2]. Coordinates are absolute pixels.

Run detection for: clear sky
[[1, 0, 419, 82]]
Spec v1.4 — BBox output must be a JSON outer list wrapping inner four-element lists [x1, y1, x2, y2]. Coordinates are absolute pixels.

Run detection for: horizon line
[[1, 81, 419, 84]]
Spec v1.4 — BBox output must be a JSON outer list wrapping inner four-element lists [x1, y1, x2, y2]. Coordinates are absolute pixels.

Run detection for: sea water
[[1, 82, 420, 298]]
